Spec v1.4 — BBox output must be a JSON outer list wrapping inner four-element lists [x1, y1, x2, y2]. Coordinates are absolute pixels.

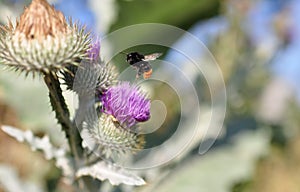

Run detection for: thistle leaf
[[76, 161, 146, 186], [1, 125, 73, 180], [0, 165, 43, 192]]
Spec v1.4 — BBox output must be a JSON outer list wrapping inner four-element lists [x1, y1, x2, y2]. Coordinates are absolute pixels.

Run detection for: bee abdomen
[[143, 69, 152, 79]]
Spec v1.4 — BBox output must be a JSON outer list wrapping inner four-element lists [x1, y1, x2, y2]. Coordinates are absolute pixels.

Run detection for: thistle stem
[[43, 72, 83, 163], [44, 72, 98, 191]]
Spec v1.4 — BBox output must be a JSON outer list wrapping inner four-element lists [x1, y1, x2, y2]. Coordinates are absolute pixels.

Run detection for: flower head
[[100, 82, 151, 128], [0, 0, 90, 75]]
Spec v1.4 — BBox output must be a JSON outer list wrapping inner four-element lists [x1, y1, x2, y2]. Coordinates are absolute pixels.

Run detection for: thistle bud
[[62, 40, 118, 95], [83, 113, 145, 157], [0, 0, 90, 75]]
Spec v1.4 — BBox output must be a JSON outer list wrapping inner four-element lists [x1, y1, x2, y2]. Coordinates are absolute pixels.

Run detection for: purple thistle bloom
[[100, 82, 151, 127], [87, 38, 100, 61]]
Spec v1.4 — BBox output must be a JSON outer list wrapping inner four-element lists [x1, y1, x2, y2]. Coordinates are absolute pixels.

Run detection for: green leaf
[[76, 161, 146, 186]]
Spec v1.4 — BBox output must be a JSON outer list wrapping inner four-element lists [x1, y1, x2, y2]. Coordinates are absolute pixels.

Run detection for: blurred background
[[0, 0, 300, 191]]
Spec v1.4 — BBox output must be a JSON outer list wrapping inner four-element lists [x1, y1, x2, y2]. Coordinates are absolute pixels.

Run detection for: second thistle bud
[[62, 40, 118, 95]]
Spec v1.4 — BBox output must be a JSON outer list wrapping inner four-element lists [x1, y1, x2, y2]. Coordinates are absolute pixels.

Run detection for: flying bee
[[123, 52, 163, 79]]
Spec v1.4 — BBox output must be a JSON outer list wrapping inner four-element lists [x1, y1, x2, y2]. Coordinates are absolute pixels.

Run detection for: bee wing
[[132, 64, 144, 78], [143, 53, 163, 61]]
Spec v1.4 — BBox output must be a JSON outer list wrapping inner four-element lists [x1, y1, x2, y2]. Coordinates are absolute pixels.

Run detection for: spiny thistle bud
[[0, 0, 90, 75], [62, 40, 117, 95], [100, 82, 151, 128], [64, 60, 118, 95], [83, 113, 145, 157]]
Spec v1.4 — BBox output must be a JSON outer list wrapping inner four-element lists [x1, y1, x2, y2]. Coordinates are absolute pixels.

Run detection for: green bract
[[83, 113, 145, 158]]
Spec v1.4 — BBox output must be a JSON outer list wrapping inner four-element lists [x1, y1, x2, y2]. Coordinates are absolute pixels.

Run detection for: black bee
[[124, 52, 162, 79]]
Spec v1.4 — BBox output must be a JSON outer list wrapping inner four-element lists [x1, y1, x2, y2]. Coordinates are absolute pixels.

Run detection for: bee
[[109, 115, 124, 129], [108, 115, 132, 130], [124, 52, 162, 79]]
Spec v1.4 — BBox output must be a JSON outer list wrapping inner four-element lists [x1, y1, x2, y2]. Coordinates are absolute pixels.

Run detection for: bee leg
[[136, 68, 144, 79]]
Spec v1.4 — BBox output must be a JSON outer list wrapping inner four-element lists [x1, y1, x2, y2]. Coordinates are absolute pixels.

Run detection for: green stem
[[44, 72, 101, 191], [43, 73, 83, 165]]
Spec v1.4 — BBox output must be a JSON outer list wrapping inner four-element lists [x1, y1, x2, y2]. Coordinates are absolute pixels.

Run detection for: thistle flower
[[100, 82, 151, 128], [0, 0, 90, 75], [83, 113, 145, 157]]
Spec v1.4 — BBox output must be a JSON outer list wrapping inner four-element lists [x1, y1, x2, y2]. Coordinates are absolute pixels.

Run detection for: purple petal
[[100, 82, 151, 128]]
